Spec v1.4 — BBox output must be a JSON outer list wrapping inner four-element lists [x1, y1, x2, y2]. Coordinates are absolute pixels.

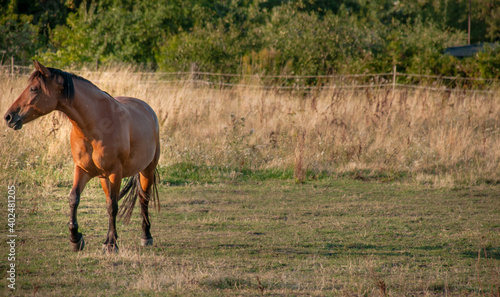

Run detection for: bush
[[0, 13, 38, 64]]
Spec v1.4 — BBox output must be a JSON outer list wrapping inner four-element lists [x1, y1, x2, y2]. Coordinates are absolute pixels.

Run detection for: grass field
[[0, 179, 499, 296], [0, 68, 499, 296]]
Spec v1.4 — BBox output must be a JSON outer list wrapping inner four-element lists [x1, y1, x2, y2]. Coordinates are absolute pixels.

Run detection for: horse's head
[[4, 61, 63, 130]]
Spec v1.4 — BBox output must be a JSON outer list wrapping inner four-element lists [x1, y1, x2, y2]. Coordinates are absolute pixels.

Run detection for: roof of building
[[444, 43, 499, 58]]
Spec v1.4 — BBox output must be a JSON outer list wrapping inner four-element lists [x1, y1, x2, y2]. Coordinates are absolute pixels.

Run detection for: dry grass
[[1, 66, 499, 187]]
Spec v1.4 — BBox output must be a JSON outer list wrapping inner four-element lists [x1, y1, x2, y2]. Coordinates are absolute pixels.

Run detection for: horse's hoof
[[70, 236, 85, 252], [140, 237, 153, 246], [102, 244, 119, 254]]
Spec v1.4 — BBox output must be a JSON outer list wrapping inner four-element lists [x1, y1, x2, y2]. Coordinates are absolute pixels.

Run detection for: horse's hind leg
[[100, 173, 122, 253], [138, 166, 157, 246], [69, 166, 92, 252]]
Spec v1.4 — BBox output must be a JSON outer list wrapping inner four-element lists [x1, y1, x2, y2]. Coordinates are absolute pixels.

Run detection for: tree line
[[1, 0, 499, 78]]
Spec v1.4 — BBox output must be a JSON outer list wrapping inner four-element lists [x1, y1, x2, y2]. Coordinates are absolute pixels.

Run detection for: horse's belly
[[121, 141, 157, 177]]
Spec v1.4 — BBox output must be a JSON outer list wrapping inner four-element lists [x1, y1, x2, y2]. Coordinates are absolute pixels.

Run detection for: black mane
[[29, 67, 101, 102]]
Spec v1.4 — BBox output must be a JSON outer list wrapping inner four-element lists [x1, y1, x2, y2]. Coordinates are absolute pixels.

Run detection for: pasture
[[1, 68, 499, 295], [1, 179, 499, 296]]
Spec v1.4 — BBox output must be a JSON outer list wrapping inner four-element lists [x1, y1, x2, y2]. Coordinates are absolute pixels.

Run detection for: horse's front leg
[[100, 173, 122, 253], [69, 166, 91, 252]]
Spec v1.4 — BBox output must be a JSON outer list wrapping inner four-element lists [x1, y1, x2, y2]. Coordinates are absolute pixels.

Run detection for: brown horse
[[4, 61, 160, 253]]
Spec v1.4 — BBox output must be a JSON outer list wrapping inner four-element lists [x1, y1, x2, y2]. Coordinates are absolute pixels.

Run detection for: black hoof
[[102, 244, 119, 254], [140, 237, 153, 246], [70, 234, 85, 252]]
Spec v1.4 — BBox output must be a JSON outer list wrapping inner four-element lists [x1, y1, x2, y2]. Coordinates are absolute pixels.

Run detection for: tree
[[0, 13, 38, 64]]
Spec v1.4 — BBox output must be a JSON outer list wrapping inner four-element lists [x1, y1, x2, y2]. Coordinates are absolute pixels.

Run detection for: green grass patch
[[159, 163, 410, 186], [159, 163, 296, 185]]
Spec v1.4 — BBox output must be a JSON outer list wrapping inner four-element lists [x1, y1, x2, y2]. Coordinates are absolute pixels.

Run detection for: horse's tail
[[118, 169, 160, 224]]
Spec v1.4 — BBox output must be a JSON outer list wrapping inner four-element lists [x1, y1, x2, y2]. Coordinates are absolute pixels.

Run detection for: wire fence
[[1, 63, 499, 95]]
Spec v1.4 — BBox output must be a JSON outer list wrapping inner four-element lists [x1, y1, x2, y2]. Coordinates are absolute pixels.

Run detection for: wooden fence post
[[392, 65, 396, 93], [190, 63, 198, 87], [392, 65, 397, 100], [11, 56, 14, 78]]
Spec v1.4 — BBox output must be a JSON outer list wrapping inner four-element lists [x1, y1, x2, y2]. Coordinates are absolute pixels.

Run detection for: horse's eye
[[30, 87, 38, 93]]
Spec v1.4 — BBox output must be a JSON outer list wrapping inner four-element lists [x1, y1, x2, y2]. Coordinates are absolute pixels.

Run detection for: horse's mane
[[29, 68, 105, 102]]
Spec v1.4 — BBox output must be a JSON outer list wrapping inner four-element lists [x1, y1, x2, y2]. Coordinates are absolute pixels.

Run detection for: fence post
[[190, 63, 198, 87], [392, 65, 397, 93], [11, 56, 14, 78]]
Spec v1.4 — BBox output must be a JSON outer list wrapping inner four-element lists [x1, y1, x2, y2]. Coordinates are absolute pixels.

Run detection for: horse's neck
[[57, 82, 116, 138]]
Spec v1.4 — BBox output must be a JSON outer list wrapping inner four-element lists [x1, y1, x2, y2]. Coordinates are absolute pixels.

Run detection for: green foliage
[[460, 44, 500, 79], [258, 5, 374, 75], [36, 3, 96, 66], [157, 3, 381, 75], [389, 19, 464, 75], [39, 0, 195, 67], [0, 13, 38, 64], [157, 0, 266, 73], [4, 0, 500, 78], [0, 0, 79, 64]]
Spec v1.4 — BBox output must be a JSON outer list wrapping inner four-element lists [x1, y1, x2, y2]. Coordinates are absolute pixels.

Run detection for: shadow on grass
[[322, 243, 464, 257], [201, 276, 254, 290], [461, 247, 500, 260], [322, 243, 500, 260]]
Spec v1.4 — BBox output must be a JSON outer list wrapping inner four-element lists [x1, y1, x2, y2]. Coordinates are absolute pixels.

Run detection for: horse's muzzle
[[4, 111, 23, 130]]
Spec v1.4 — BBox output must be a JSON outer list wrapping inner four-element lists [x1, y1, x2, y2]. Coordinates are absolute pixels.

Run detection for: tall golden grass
[[1, 66, 499, 187]]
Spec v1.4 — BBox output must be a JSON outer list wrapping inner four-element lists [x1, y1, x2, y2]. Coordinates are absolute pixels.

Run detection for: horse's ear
[[33, 60, 51, 77]]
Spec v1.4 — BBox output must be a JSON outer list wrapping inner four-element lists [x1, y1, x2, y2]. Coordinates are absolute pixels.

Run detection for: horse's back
[[115, 97, 159, 130]]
